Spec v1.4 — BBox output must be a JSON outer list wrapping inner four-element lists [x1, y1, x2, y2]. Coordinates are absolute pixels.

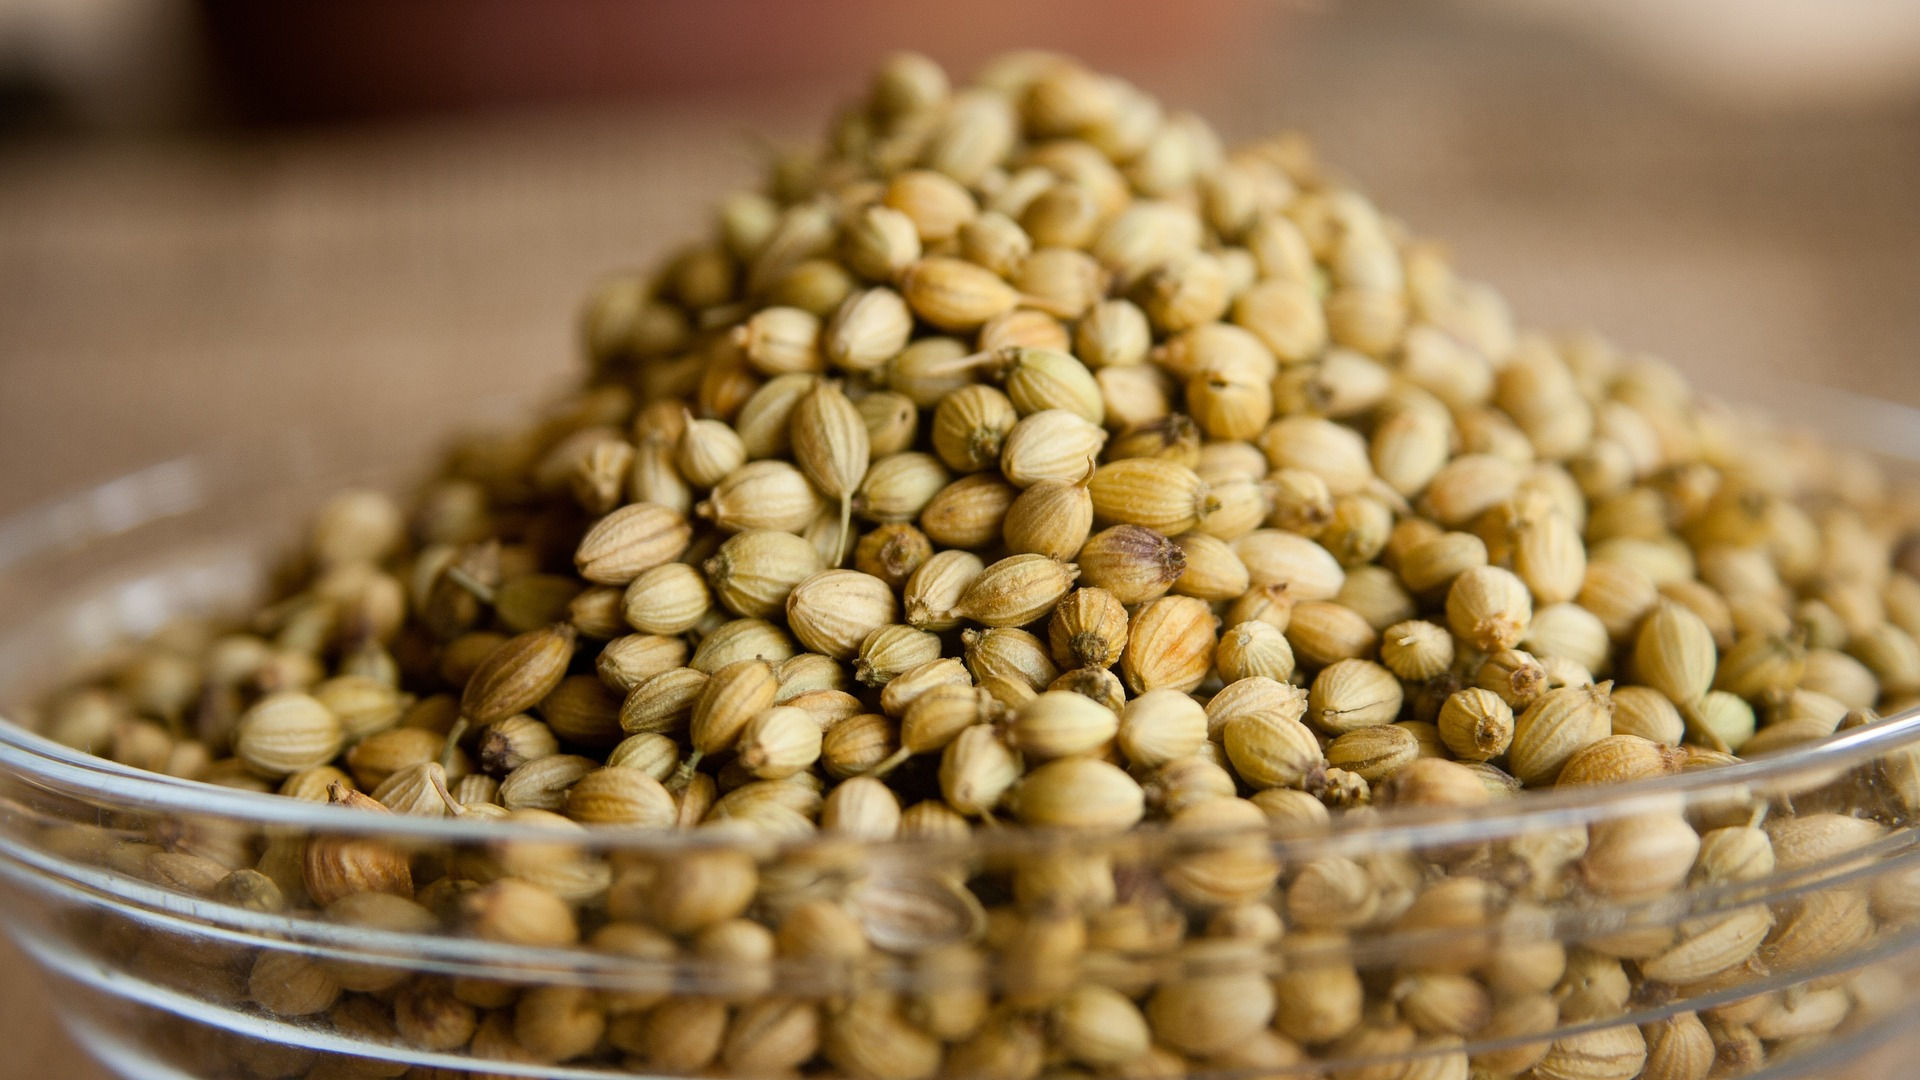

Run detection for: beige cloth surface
[[1, 14, 1916, 1075]]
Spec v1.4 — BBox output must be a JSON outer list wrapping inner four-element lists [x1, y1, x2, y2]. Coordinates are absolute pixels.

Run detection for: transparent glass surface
[[3, 437, 1920, 1080]]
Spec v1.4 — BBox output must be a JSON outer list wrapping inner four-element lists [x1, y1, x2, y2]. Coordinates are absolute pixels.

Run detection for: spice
[[1379, 619, 1454, 682], [1510, 683, 1616, 786], [790, 380, 870, 554], [1005, 690, 1119, 759], [574, 503, 692, 585], [932, 385, 1018, 473], [1435, 688, 1514, 762], [33, 50, 1920, 1080], [233, 691, 344, 779], [1121, 596, 1217, 693], [954, 553, 1078, 628], [1012, 757, 1145, 829], [460, 625, 579, 725], [1446, 565, 1534, 653], [786, 570, 895, 658], [1002, 478, 1094, 560], [1308, 659, 1405, 734]]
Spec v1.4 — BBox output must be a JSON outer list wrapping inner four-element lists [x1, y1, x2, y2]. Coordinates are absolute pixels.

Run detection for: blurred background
[[1, 0, 1918, 1073]]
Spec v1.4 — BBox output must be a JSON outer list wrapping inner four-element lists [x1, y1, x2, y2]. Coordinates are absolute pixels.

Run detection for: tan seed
[[1435, 687, 1514, 762], [1510, 682, 1615, 786], [1044, 587, 1129, 670], [1076, 524, 1186, 605], [1088, 458, 1211, 536], [1000, 408, 1106, 487], [956, 554, 1079, 628], [1007, 690, 1119, 759], [1013, 756, 1144, 829], [1446, 565, 1533, 652], [1122, 595, 1217, 693], [234, 691, 344, 779], [574, 503, 692, 585], [1379, 619, 1454, 682], [1308, 659, 1405, 734], [900, 255, 1019, 330], [621, 562, 709, 635], [460, 625, 579, 725], [786, 570, 895, 658], [1118, 689, 1208, 768], [1003, 479, 1094, 559]]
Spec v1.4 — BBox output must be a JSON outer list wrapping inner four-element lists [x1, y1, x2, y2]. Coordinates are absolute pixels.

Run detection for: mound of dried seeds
[[28, 49, 1920, 1080]]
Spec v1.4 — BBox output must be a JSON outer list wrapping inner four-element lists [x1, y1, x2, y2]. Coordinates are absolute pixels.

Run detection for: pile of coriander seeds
[[34, 49, 1920, 1080]]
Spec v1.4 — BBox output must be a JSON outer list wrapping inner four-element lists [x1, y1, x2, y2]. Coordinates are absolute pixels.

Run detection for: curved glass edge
[[4, 813, 1917, 993], [4, 705, 1919, 858], [19, 909, 1920, 1080], [0, 397, 528, 576]]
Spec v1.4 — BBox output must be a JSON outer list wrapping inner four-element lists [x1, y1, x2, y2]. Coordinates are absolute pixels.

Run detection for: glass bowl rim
[[7, 689, 1917, 857]]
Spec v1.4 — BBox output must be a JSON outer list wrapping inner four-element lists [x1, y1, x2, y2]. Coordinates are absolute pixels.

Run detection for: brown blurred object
[[194, 0, 1267, 123], [1468, 0, 1920, 111]]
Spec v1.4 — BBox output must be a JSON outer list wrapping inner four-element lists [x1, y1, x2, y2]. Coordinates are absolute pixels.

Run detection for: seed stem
[[864, 746, 912, 779], [668, 749, 706, 792], [445, 566, 496, 605], [438, 718, 470, 773]]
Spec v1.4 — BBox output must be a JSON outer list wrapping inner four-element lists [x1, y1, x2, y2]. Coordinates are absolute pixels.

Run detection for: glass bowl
[[4, 439, 1920, 1080]]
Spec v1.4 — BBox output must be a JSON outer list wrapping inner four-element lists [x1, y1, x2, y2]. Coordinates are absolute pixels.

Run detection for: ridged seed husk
[[303, 784, 413, 905], [1003, 479, 1095, 560], [1435, 687, 1513, 762], [690, 659, 779, 757], [1634, 602, 1717, 706], [460, 625, 579, 725], [1446, 564, 1534, 653], [900, 255, 1020, 331], [1531, 1024, 1646, 1080], [1118, 688, 1208, 768], [996, 346, 1105, 424], [1638, 905, 1774, 985], [1581, 812, 1700, 901], [938, 723, 1020, 816], [955, 554, 1079, 628], [1325, 723, 1419, 782], [1077, 524, 1185, 605], [792, 380, 870, 502], [574, 503, 692, 585], [705, 529, 824, 618], [931, 384, 1017, 473], [1088, 458, 1210, 536], [1639, 1013, 1714, 1080], [1223, 712, 1323, 790], [1121, 595, 1217, 693], [699, 461, 825, 534], [1013, 756, 1145, 829], [1509, 682, 1615, 786], [999, 408, 1107, 487], [1308, 659, 1405, 735], [919, 473, 1017, 549], [786, 570, 896, 658], [854, 624, 943, 686], [1232, 530, 1347, 602], [1048, 587, 1129, 669], [1555, 734, 1686, 787], [1007, 690, 1119, 759], [565, 766, 677, 827], [619, 667, 708, 735], [234, 691, 344, 779]]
